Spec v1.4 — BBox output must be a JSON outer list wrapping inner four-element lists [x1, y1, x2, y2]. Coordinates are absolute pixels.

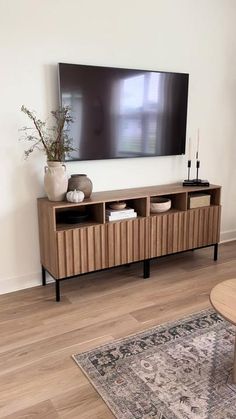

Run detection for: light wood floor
[[0, 241, 236, 418]]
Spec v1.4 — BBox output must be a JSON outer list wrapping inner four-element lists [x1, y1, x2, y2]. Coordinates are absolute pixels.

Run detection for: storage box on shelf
[[188, 193, 211, 209], [38, 183, 221, 301]]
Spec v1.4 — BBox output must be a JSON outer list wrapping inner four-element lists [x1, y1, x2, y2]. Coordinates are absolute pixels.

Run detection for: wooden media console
[[37, 183, 221, 301]]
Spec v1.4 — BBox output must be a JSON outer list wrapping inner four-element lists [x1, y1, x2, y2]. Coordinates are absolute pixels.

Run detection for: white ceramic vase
[[44, 161, 68, 201]]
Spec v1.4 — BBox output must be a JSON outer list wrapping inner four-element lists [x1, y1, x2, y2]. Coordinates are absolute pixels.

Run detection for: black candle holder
[[183, 159, 209, 187], [194, 159, 200, 182], [187, 159, 191, 181]]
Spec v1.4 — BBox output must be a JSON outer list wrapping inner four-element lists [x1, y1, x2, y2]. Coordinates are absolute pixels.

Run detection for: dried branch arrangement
[[20, 105, 76, 161]]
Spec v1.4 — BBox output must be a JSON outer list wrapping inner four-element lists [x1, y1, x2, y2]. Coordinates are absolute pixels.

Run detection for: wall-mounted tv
[[58, 63, 189, 161]]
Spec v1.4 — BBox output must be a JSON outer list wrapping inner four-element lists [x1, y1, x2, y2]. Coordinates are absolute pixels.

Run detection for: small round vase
[[68, 174, 93, 198], [44, 161, 68, 201]]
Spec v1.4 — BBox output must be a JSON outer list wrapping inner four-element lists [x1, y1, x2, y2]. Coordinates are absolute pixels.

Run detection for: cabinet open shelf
[[55, 202, 104, 230], [105, 197, 148, 217], [187, 188, 221, 209], [189, 189, 220, 204], [149, 192, 187, 215]]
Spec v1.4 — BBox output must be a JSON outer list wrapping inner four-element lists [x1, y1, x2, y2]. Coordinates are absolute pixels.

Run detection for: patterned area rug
[[73, 310, 236, 419]]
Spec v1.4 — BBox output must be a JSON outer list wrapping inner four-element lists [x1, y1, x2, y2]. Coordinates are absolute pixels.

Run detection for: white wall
[[0, 0, 236, 294]]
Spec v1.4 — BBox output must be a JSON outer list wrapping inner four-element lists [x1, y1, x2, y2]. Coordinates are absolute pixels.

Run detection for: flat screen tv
[[58, 63, 189, 161]]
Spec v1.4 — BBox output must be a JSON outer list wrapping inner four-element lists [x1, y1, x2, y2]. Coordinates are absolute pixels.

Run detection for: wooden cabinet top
[[38, 182, 221, 209]]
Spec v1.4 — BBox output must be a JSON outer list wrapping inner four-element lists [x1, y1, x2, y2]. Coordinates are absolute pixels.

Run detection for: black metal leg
[[55, 280, 60, 302], [42, 266, 46, 286], [143, 259, 150, 279], [214, 243, 218, 261]]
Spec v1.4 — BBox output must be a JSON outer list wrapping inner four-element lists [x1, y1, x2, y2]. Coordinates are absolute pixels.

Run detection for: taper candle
[[188, 137, 191, 160], [196, 129, 200, 159]]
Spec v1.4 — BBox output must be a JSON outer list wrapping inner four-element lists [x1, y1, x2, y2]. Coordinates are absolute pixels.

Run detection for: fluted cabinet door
[[56, 225, 106, 278], [149, 211, 187, 258], [186, 206, 221, 249], [106, 218, 149, 267]]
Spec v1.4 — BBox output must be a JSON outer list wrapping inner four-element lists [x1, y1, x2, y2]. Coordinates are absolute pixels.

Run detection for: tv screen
[[58, 63, 189, 161]]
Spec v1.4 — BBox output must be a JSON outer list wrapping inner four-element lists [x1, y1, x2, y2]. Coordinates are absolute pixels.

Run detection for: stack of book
[[105, 207, 137, 222]]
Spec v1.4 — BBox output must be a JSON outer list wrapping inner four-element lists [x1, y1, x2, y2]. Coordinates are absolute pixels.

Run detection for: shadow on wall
[[44, 63, 60, 111], [5, 153, 45, 280]]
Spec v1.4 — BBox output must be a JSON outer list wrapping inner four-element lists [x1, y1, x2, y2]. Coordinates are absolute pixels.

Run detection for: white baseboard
[[220, 230, 236, 243], [0, 271, 54, 295]]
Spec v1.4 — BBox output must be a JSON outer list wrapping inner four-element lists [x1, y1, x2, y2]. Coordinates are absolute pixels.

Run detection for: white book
[[106, 212, 137, 221], [105, 207, 135, 216]]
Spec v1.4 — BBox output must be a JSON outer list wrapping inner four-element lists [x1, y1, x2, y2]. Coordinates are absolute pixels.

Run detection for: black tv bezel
[[58, 62, 189, 162]]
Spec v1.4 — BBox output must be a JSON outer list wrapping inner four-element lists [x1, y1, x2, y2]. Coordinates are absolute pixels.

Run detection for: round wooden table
[[210, 278, 236, 383]]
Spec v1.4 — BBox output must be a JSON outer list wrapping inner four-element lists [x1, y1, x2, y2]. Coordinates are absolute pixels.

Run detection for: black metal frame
[[42, 266, 46, 286], [143, 260, 150, 279], [214, 243, 218, 261], [42, 242, 219, 302]]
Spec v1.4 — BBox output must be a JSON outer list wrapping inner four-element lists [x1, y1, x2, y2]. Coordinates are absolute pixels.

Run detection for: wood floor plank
[[0, 298, 71, 323], [0, 242, 235, 418], [0, 337, 113, 417], [2, 400, 59, 419], [0, 314, 137, 375], [52, 385, 115, 419]]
